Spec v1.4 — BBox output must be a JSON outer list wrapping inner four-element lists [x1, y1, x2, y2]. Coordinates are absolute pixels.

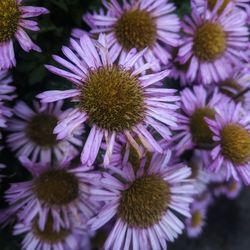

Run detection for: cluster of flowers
[[0, 0, 250, 249]]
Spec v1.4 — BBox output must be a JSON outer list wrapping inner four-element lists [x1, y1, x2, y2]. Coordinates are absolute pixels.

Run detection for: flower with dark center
[[7, 101, 83, 164], [2, 157, 99, 230], [13, 215, 89, 250], [83, 0, 180, 71], [38, 34, 179, 167], [173, 86, 226, 155], [206, 102, 250, 185], [0, 0, 48, 70], [186, 202, 206, 238], [88, 150, 195, 249], [178, 2, 248, 84]]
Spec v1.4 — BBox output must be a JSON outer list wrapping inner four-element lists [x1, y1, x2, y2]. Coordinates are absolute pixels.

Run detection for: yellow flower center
[[118, 175, 170, 228], [221, 124, 250, 164], [191, 211, 203, 227], [115, 9, 157, 50], [0, 0, 20, 42], [26, 114, 58, 147], [190, 107, 215, 149], [80, 66, 145, 132], [32, 216, 70, 243], [34, 170, 79, 205], [193, 22, 226, 61]]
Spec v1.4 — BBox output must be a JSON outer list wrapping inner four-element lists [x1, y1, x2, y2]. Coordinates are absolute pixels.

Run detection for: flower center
[[0, 0, 20, 43], [26, 114, 58, 147], [34, 170, 79, 205], [208, 0, 231, 14], [114, 9, 157, 50], [118, 175, 170, 228], [221, 124, 250, 165], [227, 180, 238, 192], [190, 107, 215, 149], [80, 66, 145, 132], [32, 216, 70, 243], [193, 22, 226, 61], [191, 211, 202, 227]]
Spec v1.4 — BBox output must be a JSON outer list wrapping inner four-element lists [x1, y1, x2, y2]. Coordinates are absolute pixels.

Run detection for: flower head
[[7, 101, 83, 164], [38, 34, 179, 167], [83, 0, 180, 71], [206, 102, 250, 184], [173, 85, 226, 155], [88, 150, 195, 249], [178, 1, 249, 84], [2, 157, 99, 230], [0, 0, 49, 69]]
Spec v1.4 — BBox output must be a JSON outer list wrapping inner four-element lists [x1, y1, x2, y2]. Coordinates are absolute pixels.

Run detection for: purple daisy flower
[[7, 100, 83, 164], [206, 102, 250, 184], [178, 0, 249, 84], [2, 157, 99, 230], [192, 0, 250, 18], [173, 85, 226, 155], [38, 34, 179, 167], [88, 150, 195, 250], [0, 70, 15, 128], [0, 0, 49, 70], [213, 179, 242, 199], [185, 201, 207, 238], [13, 216, 90, 250], [84, 0, 180, 71]]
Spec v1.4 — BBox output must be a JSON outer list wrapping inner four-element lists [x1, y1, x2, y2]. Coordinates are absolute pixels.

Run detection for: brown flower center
[[0, 0, 20, 42], [34, 170, 79, 205], [80, 66, 145, 132], [118, 175, 170, 228], [191, 211, 203, 227], [193, 22, 226, 61], [221, 124, 250, 164], [26, 114, 58, 147], [190, 107, 215, 149], [32, 216, 70, 243], [115, 9, 157, 50]]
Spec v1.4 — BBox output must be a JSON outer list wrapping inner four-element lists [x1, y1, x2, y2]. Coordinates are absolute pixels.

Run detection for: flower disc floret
[[191, 211, 203, 227]]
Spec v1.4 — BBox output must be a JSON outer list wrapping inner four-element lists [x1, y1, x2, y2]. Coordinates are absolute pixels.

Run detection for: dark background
[[0, 0, 250, 249]]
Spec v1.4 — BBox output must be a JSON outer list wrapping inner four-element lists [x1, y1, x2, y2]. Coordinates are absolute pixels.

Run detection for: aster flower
[[206, 102, 250, 185], [0, 70, 15, 128], [88, 150, 195, 250], [185, 201, 207, 238], [7, 100, 83, 164], [1, 157, 99, 230], [173, 85, 226, 155], [13, 215, 91, 250], [83, 0, 180, 71], [38, 34, 179, 167], [213, 179, 242, 199], [178, 1, 249, 84], [192, 0, 250, 18], [0, 0, 49, 70]]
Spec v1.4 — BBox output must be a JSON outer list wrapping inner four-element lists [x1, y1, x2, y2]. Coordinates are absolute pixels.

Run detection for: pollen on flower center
[[190, 107, 215, 148], [0, 0, 20, 42], [34, 170, 79, 205], [208, 0, 231, 14], [114, 9, 157, 50], [32, 216, 70, 243], [80, 66, 145, 132], [26, 114, 58, 147], [221, 124, 250, 164], [118, 175, 170, 228], [193, 22, 226, 61], [191, 211, 202, 227]]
